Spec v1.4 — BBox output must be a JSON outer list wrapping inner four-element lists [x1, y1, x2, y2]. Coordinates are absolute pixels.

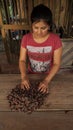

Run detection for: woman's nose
[[37, 29, 41, 34]]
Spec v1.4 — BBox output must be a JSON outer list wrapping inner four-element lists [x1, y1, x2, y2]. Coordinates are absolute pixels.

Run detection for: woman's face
[[32, 20, 50, 38]]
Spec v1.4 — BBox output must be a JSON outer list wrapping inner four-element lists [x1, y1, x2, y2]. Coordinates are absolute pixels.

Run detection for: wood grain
[[0, 72, 73, 111]]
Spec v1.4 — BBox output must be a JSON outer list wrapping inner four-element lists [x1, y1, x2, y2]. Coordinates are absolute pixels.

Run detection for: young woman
[[19, 4, 62, 93]]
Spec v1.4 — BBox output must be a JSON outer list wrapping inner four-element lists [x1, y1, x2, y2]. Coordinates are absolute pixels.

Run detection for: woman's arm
[[38, 46, 62, 93], [19, 46, 30, 89], [45, 46, 62, 83], [19, 47, 27, 79]]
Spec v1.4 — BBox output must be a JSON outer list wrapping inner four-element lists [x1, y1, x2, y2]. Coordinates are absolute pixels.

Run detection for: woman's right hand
[[21, 75, 30, 90]]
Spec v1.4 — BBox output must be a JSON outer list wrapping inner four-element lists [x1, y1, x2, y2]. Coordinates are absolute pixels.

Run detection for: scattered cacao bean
[[7, 80, 49, 113]]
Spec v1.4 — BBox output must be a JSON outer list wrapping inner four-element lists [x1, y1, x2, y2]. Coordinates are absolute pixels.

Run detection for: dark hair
[[31, 4, 53, 27]]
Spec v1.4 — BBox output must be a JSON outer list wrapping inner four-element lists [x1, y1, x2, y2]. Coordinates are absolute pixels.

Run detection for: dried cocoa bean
[[7, 80, 49, 113]]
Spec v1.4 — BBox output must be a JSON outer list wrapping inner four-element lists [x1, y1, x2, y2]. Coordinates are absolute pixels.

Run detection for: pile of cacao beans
[[7, 80, 49, 113]]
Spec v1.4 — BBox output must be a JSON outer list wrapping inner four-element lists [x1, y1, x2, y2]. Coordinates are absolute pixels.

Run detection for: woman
[[19, 4, 62, 93]]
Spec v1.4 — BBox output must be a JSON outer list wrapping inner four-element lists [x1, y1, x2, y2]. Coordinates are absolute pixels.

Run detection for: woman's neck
[[32, 33, 50, 43]]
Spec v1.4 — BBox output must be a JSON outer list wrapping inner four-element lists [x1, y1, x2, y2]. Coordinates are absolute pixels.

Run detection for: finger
[[21, 84, 25, 89], [46, 88, 49, 94], [39, 85, 45, 92], [40, 88, 46, 93], [38, 83, 43, 90], [39, 85, 47, 93], [25, 82, 30, 90], [43, 88, 49, 94], [38, 86, 43, 91], [21, 82, 30, 90]]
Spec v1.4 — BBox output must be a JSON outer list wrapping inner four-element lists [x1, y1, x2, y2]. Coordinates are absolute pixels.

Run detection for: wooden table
[[0, 71, 73, 112]]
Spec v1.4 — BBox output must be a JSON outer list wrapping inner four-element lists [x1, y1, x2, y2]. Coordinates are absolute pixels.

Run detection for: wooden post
[[67, 0, 73, 36], [63, 0, 69, 32], [20, 0, 25, 20], [0, 11, 11, 63], [54, 0, 61, 28], [43, 0, 49, 7], [27, 0, 33, 25], [59, 0, 67, 27]]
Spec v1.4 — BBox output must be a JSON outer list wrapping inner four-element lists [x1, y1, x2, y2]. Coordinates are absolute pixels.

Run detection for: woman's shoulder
[[50, 33, 60, 39], [22, 32, 32, 39], [50, 33, 62, 49], [50, 33, 62, 43]]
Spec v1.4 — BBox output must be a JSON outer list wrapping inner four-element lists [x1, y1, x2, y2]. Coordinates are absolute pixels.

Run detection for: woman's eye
[[34, 26, 48, 30], [34, 27, 38, 29], [42, 27, 46, 29], [41, 27, 47, 30]]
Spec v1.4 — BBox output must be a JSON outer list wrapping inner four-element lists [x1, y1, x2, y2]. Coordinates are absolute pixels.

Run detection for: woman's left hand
[[38, 79, 49, 93]]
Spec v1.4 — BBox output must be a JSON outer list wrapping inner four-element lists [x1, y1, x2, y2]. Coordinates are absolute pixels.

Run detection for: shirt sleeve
[[54, 35, 62, 50], [21, 35, 27, 48]]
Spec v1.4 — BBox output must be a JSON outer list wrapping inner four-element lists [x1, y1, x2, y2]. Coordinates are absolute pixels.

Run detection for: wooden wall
[[0, 0, 73, 32], [31, 0, 71, 32], [0, 0, 72, 29], [0, 0, 73, 64]]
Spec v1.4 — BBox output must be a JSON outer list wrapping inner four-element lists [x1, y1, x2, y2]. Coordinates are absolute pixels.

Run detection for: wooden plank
[[20, 0, 25, 19], [0, 11, 11, 63], [37, 0, 43, 4], [27, 0, 33, 24], [59, 0, 67, 27], [54, 0, 61, 27], [0, 111, 73, 130], [43, 0, 49, 7], [61, 40, 73, 67], [2, 24, 30, 30], [0, 72, 73, 111]]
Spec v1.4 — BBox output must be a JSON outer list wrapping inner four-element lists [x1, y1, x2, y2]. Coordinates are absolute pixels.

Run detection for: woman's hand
[[38, 79, 49, 93], [21, 75, 30, 90]]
